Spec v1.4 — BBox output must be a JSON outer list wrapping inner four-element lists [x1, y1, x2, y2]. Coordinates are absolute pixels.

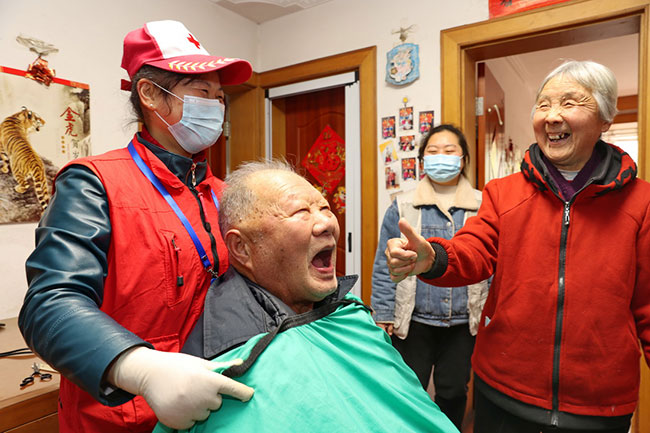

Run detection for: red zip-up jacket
[[421, 141, 650, 421]]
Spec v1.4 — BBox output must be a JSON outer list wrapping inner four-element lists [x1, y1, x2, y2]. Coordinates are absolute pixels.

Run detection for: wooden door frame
[[441, 0, 649, 182], [226, 47, 377, 304], [441, 1, 649, 431]]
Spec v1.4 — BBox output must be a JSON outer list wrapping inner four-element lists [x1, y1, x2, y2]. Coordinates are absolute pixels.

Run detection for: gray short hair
[[533, 60, 618, 123], [219, 159, 295, 237]]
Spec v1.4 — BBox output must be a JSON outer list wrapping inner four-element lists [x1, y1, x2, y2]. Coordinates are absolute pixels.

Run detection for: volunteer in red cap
[[19, 20, 254, 433]]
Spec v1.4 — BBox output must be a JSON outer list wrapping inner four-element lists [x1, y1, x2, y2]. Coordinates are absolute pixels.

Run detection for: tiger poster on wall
[[0, 65, 90, 224]]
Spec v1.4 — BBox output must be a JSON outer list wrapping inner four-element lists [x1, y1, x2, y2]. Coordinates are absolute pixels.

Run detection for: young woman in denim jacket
[[371, 124, 488, 430]]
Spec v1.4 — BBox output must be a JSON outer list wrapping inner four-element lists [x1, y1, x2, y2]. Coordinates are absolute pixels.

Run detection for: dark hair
[[418, 123, 470, 174], [127, 65, 196, 123]]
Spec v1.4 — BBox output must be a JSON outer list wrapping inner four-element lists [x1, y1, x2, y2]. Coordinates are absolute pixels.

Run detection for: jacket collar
[[196, 267, 358, 359], [132, 132, 211, 189], [521, 140, 637, 198], [412, 174, 480, 211]]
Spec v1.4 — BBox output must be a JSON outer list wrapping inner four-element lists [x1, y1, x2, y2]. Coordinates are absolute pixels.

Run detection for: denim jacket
[[371, 175, 487, 335]]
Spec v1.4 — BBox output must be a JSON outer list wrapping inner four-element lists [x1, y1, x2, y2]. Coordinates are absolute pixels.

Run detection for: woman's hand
[[375, 322, 394, 336], [385, 218, 436, 283], [107, 347, 254, 429]]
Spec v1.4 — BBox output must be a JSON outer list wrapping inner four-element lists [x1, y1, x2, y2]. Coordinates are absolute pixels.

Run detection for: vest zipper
[[171, 237, 184, 287]]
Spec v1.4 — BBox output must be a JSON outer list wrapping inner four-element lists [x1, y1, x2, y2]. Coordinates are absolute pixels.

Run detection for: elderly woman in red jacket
[[385, 60, 650, 433]]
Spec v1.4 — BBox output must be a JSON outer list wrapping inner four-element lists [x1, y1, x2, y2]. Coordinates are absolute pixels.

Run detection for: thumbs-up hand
[[384, 218, 436, 283]]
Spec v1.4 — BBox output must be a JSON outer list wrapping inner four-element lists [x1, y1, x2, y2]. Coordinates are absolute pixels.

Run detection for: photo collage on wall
[[380, 104, 434, 195]]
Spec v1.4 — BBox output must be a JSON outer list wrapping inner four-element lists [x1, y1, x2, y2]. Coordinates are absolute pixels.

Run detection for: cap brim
[[145, 55, 252, 85]]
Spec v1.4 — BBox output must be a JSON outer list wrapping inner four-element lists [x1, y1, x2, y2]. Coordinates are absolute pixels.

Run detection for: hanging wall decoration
[[385, 166, 399, 190], [379, 140, 398, 165], [399, 106, 413, 131], [16, 34, 59, 86], [301, 124, 345, 195], [489, 0, 571, 18], [398, 135, 415, 152], [418, 110, 434, 134], [332, 186, 346, 215], [386, 43, 419, 86], [0, 65, 90, 224], [401, 157, 417, 182], [381, 116, 396, 139], [386, 25, 419, 86]]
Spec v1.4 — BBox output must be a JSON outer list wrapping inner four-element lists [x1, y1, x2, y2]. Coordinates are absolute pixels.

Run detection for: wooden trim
[[258, 47, 375, 88], [270, 98, 286, 158], [441, 0, 649, 181], [228, 47, 377, 304], [476, 63, 486, 188], [614, 112, 638, 123], [614, 95, 639, 123], [226, 81, 266, 168], [441, 2, 650, 432], [618, 94, 639, 111]]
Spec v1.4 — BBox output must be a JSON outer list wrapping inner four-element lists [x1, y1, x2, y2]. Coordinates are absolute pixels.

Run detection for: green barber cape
[[153, 295, 459, 433]]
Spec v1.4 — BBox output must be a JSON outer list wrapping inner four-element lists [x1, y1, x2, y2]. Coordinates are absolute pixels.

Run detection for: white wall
[[484, 57, 537, 158], [257, 0, 488, 215], [0, 0, 490, 319], [0, 0, 258, 319]]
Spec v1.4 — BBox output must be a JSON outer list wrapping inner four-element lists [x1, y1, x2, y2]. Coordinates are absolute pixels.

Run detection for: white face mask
[[151, 81, 225, 154]]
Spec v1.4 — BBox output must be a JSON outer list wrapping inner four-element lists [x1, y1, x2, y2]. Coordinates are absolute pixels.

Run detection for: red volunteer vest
[[58, 137, 228, 433]]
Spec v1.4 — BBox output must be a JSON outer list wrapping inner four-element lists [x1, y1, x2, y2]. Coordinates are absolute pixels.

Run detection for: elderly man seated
[[153, 160, 459, 433]]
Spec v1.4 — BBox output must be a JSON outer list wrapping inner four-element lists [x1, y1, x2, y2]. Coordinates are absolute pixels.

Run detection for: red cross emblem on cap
[[187, 33, 201, 49]]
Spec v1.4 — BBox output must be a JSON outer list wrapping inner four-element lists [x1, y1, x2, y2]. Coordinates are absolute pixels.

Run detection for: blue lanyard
[[128, 141, 219, 274]]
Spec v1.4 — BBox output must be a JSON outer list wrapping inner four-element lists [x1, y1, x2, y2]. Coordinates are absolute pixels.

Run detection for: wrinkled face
[[245, 171, 340, 312], [533, 75, 611, 171]]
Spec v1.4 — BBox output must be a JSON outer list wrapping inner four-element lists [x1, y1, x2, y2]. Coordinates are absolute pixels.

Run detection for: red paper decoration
[[489, 0, 571, 18], [301, 124, 345, 195], [25, 57, 56, 86]]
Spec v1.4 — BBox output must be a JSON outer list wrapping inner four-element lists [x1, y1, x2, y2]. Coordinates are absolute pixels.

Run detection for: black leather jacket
[[19, 134, 210, 406]]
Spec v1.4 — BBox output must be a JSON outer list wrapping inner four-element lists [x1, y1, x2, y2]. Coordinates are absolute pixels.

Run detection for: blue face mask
[[423, 154, 462, 183], [151, 81, 225, 154]]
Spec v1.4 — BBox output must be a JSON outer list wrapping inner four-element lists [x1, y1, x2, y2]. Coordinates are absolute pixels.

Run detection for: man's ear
[[225, 229, 253, 272]]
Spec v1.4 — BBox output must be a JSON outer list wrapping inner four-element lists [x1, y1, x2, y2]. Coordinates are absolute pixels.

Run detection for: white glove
[[107, 346, 254, 429]]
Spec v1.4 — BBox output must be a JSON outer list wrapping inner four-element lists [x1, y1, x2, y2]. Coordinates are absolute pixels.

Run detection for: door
[[476, 62, 506, 189], [265, 72, 361, 295], [276, 86, 347, 277]]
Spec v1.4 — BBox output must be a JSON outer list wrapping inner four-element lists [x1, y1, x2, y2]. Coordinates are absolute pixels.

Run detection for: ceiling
[[211, 2, 638, 100], [486, 33, 638, 97], [211, 0, 333, 24]]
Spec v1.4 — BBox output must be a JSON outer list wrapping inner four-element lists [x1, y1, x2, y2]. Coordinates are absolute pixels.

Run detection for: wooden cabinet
[[0, 317, 59, 432]]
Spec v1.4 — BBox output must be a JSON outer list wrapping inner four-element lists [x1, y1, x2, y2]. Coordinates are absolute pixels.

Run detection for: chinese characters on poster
[[0, 66, 90, 223]]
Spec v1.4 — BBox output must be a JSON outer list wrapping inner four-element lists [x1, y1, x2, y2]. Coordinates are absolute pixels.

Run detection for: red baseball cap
[[120, 20, 252, 90]]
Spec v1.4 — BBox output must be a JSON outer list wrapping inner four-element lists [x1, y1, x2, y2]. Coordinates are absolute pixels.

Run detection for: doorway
[[264, 72, 362, 296], [223, 47, 377, 303], [480, 32, 639, 188], [440, 1, 650, 431]]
